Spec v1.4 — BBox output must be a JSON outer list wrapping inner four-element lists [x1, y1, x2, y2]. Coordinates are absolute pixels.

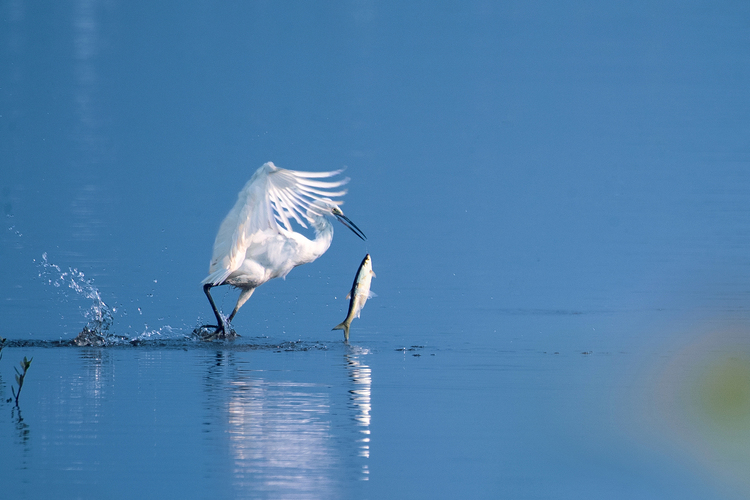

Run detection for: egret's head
[[306, 198, 339, 219], [308, 198, 366, 241]]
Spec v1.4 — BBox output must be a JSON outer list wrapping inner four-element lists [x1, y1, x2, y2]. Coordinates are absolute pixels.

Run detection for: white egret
[[200, 161, 366, 338]]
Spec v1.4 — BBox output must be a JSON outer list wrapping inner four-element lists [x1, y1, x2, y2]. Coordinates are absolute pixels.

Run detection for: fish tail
[[332, 321, 350, 342]]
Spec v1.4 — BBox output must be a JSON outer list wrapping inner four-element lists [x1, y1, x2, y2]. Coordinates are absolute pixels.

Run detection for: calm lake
[[2, 1, 750, 498]]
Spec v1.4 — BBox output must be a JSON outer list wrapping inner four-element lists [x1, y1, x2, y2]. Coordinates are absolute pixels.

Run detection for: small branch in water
[[11, 356, 32, 407]]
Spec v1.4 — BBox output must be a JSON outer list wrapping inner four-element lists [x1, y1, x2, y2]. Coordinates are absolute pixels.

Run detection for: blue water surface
[[2, 1, 750, 498]]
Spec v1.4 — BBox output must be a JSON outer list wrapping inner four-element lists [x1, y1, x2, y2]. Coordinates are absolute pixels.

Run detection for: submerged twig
[[11, 356, 33, 407]]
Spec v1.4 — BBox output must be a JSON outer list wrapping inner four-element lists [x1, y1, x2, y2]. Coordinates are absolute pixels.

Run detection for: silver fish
[[333, 254, 375, 341]]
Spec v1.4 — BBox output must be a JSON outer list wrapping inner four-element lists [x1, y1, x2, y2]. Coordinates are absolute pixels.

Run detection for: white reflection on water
[[78, 348, 112, 405], [33, 348, 115, 472], [226, 378, 337, 498], [70, 0, 112, 245], [199, 348, 374, 498], [345, 349, 372, 479], [73, 0, 105, 157]]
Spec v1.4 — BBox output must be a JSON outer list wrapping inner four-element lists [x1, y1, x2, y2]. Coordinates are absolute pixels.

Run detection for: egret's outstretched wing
[[202, 162, 349, 285]]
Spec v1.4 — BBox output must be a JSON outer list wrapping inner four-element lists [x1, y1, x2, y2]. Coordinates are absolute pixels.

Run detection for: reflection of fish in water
[[333, 254, 375, 342]]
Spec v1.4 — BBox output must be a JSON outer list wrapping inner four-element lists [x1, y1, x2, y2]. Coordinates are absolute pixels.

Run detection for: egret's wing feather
[[296, 183, 349, 198], [267, 186, 292, 232], [203, 162, 349, 285], [270, 186, 309, 230], [296, 177, 349, 189], [291, 168, 346, 179]]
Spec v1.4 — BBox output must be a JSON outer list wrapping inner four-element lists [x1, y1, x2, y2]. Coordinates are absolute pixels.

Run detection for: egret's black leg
[[227, 288, 255, 323], [203, 284, 227, 335]]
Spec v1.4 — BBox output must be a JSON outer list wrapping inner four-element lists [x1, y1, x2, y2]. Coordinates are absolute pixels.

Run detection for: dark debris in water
[[395, 345, 425, 352], [271, 340, 329, 352], [395, 345, 435, 357], [2, 335, 332, 352], [542, 350, 602, 356]]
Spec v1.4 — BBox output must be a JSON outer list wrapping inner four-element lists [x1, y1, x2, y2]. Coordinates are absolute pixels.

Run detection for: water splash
[[133, 325, 186, 343], [192, 320, 238, 341], [35, 253, 190, 345], [37, 252, 115, 343]]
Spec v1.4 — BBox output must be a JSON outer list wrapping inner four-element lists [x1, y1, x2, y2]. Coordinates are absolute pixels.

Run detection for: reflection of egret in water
[[202, 351, 338, 499], [227, 381, 336, 496], [346, 348, 372, 480]]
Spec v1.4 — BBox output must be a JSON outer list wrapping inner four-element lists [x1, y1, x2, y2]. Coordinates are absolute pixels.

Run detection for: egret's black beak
[[335, 213, 367, 241]]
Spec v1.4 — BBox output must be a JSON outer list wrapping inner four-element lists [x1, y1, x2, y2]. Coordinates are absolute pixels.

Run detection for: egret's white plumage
[[200, 161, 365, 337]]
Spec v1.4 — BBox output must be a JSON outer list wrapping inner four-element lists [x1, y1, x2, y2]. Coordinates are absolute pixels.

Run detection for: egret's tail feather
[[332, 321, 350, 342], [202, 268, 231, 286]]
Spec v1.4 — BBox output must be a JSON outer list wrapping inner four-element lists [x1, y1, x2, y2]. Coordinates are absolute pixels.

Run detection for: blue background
[[2, 1, 750, 498]]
